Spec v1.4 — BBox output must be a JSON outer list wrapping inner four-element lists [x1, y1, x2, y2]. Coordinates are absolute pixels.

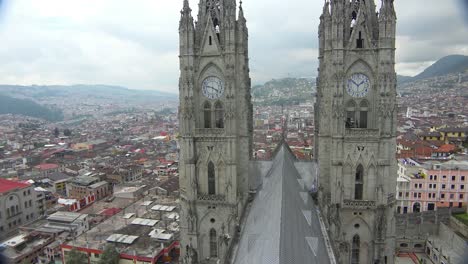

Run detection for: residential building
[[0, 233, 55, 264], [396, 159, 468, 214], [0, 179, 42, 240], [61, 196, 179, 264], [66, 176, 111, 200]]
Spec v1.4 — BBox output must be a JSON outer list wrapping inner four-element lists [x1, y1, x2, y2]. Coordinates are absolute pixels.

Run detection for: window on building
[[413, 202, 421, 213], [462, 176, 465, 181], [430, 175, 433, 180], [433, 184, 437, 189], [434, 175, 437, 180], [452, 176, 456, 181], [208, 162, 216, 195], [460, 194, 464, 199], [461, 185, 465, 190], [413, 193, 417, 198], [214, 101, 224, 128], [359, 100, 368, 129], [398, 192, 402, 198], [210, 229, 218, 258], [441, 193, 445, 199], [443, 175, 446, 179], [429, 184, 432, 189], [355, 165, 364, 200], [405, 192, 409, 197], [450, 194, 454, 199], [442, 184, 446, 189], [209, 36, 212, 45], [351, 235, 360, 264], [346, 100, 357, 128], [418, 193, 421, 198], [451, 185, 455, 189], [204, 101, 212, 128], [419, 184, 422, 188], [356, 31, 364, 48], [414, 184, 418, 189]]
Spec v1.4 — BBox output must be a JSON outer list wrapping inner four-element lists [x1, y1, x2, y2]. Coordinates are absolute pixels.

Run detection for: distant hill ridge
[[0, 94, 63, 121], [399, 55, 468, 84], [0, 84, 177, 99]]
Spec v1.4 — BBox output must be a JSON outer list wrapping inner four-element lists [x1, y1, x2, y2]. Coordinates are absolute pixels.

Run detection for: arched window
[[351, 235, 360, 264], [208, 162, 216, 195], [359, 100, 369, 129], [210, 229, 218, 258], [215, 101, 224, 128], [204, 102, 212, 128], [355, 165, 364, 200], [346, 100, 357, 128]]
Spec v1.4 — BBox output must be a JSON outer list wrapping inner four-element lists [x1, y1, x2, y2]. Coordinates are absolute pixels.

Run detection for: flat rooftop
[[66, 195, 179, 258], [47, 211, 87, 223]]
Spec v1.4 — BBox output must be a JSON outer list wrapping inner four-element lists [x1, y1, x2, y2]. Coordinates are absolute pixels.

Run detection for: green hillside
[[0, 94, 64, 121]]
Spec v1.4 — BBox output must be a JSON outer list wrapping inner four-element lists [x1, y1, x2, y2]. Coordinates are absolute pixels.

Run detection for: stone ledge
[[342, 199, 377, 209]]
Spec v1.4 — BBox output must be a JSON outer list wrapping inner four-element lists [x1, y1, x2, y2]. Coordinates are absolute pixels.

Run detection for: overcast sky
[[0, 0, 467, 92]]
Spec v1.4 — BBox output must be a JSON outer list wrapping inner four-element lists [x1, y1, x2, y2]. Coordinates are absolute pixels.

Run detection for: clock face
[[347, 73, 370, 98], [202, 76, 225, 100]]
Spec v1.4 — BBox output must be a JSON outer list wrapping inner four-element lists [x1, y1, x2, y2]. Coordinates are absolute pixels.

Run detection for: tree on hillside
[[53, 127, 60, 138], [66, 248, 87, 264], [98, 244, 120, 264], [64, 128, 72, 137]]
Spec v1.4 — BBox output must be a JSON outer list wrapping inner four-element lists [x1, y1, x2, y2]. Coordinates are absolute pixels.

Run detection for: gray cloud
[[0, 0, 467, 92]]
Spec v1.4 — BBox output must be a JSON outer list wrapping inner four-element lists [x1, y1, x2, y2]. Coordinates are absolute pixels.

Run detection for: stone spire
[[238, 1, 246, 25], [379, 0, 396, 19], [321, 0, 331, 19], [179, 0, 194, 31]]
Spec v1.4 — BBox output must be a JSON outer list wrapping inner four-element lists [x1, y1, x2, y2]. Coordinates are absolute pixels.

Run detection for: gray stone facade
[[316, 1, 398, 263], [178, 0, 252, 263]]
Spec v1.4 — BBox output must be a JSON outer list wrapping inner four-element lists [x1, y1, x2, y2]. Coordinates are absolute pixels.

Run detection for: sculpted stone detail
[[343, 199, 377, 209]]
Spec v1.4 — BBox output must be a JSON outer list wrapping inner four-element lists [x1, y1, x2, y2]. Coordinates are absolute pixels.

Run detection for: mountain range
[[0, 85, 178, 121], [0, 54, 466, 121], [398, 54, 468, 84]]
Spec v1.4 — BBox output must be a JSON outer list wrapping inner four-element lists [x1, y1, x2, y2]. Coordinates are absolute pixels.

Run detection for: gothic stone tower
[[316, 0, 397, 263], [178, 0, 252, 263]]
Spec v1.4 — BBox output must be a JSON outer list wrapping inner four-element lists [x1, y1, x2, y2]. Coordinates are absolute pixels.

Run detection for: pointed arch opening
[[359, 100, 369, 128], [208, 161, 216, 195], [209, 228, 218, 258], [214, 101, 224, 128], [355, 165, 364, 200], [351, 235, 360, 264], [204, 101, 212, 128], [346, 100, 357, 128]]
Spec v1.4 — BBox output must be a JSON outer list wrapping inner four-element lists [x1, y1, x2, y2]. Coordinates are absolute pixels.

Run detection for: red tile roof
[[437, 144, 456, 153], [34, 163, 59, 171], [0, 179, 31, 193], [100, 208, 122, 216]]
